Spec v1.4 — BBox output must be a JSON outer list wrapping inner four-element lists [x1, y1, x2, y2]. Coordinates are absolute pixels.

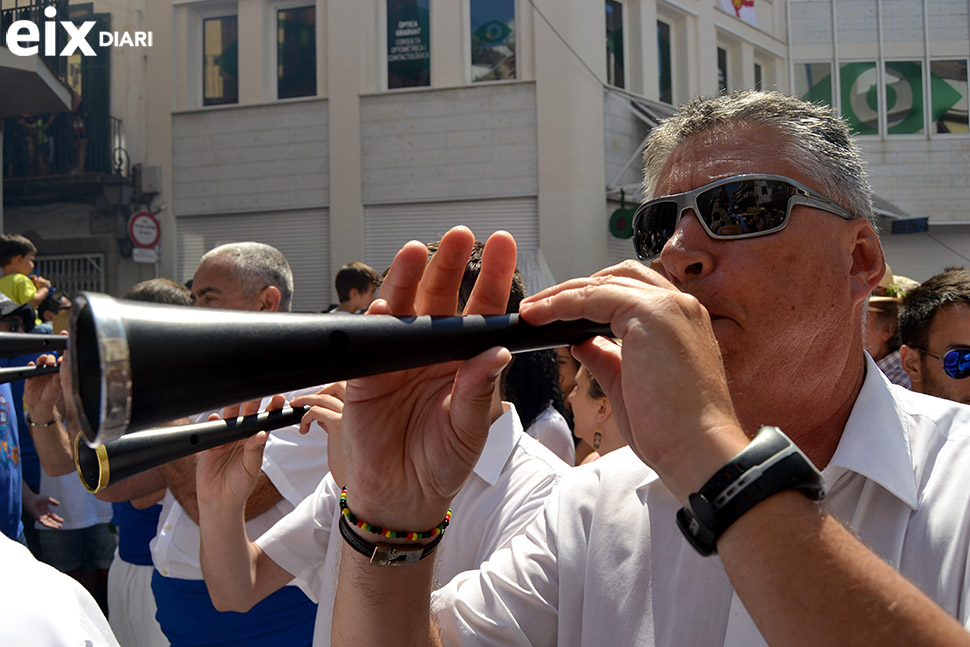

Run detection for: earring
[[593, 428, 602, 450]]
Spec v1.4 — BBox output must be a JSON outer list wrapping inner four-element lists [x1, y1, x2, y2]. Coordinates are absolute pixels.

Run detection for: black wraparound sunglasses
[[632, 174, 856, 261]]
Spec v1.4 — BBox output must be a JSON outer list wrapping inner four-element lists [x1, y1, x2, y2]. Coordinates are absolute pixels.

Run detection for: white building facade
[[5, 1, 969, 300], [144, 0, 791, 309], [788, 0, 970, 279]]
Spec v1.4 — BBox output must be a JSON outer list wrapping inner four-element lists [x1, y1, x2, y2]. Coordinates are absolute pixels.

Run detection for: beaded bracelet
[[25, 411, 61, 428], [339, 486, 451, 542]]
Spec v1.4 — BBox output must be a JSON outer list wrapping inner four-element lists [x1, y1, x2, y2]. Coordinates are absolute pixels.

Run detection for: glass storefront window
[[717, 47, 728, 92], [387, 0, 431, 89], [657, 20, 671, 104], [605, 1, 624, 89], [278, 6, 316, 99], [840, 61, 878, 135], [930, 59, 969, 134], [471, 0, 515, 82], [885, 61, 923, 135], [203, 16, 238, 106], [795, 62, 832, 106]]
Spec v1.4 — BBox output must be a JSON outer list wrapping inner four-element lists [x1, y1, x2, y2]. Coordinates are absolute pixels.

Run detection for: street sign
[[132, 247, 158, 264], [128, 211, 161, 248]]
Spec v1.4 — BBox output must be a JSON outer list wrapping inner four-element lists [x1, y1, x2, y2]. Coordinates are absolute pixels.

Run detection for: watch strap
[[676, 426, 825, 556]]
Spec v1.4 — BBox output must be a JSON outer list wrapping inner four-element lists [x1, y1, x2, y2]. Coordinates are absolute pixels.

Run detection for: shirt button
[[160, 569, 167, 575], [165, 524, 172, 531]]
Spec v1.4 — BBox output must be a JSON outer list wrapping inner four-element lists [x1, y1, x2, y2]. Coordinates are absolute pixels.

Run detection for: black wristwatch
[[676, 426, 825, 556]]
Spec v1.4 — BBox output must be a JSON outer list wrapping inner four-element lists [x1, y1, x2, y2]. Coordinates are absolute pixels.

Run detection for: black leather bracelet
[[676, 426, 825, 556], [338, 513, 445, 566]]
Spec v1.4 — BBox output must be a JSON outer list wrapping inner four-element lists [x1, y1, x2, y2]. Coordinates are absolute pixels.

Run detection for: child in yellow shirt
[[0, 234, 51, 311]]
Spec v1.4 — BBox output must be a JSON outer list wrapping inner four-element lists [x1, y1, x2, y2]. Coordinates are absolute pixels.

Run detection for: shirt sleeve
[[433, 489, 562, 647], [260, 415, 329, 506], [256, 474, 342, 605]]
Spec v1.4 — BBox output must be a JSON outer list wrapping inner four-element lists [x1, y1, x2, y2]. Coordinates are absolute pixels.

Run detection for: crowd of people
[[3, 90, 970, 645]]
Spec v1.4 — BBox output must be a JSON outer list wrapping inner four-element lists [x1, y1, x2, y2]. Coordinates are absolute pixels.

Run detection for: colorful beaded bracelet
[[339, 486, 452, 542]]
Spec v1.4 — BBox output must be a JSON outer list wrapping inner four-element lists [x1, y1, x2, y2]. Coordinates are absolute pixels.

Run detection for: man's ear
[[256, 286, 282, 312], [900, 345, 924, 387], [848, 221, 885, 308]]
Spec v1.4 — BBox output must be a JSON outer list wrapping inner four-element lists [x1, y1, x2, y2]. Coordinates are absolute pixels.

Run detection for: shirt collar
[[824, 353, 918, 510], [635, 354, 918, 510], [472, 403, 522, 487]]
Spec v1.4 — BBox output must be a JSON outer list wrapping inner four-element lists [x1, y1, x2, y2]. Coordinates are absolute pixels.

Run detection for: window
[[930, 59, 969, 134], [717, 47, 728, 92], [387, 0, 431, 89], [657, 20, 672, 104], [605, 1, 624, 89], [885, 61, 923, 135], [277, 6, 316, 99], [203, 15, 238, 106], [840, 61, 878, 135], [754, 63, 763, 91], [794, 62, 832, 106], [471, 0, 515, 82]]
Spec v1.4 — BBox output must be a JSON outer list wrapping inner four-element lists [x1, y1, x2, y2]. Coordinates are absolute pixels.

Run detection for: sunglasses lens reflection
[[943, 349, 970, 379], [635, 201, 679, 260], [696, 180, 790, 237], [634, 178, 800, 261]]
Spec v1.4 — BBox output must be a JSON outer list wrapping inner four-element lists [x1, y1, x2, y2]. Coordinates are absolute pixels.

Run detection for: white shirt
[[433, 354, 970, 646], [36, 471, 114, 531], [256, 403, 567, 646], [0, 533, 120, 646], [526, 404, 575, 466], [151, 388, 328, 580]]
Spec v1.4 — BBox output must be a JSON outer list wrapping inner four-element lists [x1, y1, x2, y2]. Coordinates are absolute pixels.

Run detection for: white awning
[[880, 223, 970, 283]]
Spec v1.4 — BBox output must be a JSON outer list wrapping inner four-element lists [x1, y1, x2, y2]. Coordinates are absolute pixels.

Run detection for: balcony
[[2, 114, 131, 205], [1, 0, 129, 206]]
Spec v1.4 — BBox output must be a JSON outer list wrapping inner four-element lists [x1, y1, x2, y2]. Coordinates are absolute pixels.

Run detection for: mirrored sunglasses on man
[[632, 174, 856, 261]]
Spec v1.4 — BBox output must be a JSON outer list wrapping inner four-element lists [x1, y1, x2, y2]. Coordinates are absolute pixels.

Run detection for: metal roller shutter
[[364, 197, 542, 291], [176, 209, 330, 312]]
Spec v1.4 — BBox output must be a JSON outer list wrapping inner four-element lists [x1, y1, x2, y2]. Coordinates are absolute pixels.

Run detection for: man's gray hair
[[200, 242, 294, 312], [643, 90, 874, 225]]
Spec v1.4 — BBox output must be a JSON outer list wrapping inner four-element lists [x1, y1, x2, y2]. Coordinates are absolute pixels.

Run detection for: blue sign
[[891, 217, 929, 235]]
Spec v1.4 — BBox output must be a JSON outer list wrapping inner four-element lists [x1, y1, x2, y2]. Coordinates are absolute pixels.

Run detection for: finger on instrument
[[415, 226, 476, 316], [377, 241, 432, 317], [462, 230, 517, 316]]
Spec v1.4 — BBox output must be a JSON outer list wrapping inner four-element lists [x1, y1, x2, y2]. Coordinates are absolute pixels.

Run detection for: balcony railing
[[3, 114, 124, 179], [0, 0, 71, 81]]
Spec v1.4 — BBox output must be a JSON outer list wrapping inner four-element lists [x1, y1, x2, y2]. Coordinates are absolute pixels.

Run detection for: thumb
[[449, 347, 511, 455], [242, 431, 268, 471]]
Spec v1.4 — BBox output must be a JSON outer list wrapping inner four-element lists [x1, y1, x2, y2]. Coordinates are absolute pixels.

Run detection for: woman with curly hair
[[502, 349, 575, 465]]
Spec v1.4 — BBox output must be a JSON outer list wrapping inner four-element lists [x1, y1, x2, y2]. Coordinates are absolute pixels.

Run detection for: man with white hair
[[100, 242, 327, 647], [327, 92, 970, 646]]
